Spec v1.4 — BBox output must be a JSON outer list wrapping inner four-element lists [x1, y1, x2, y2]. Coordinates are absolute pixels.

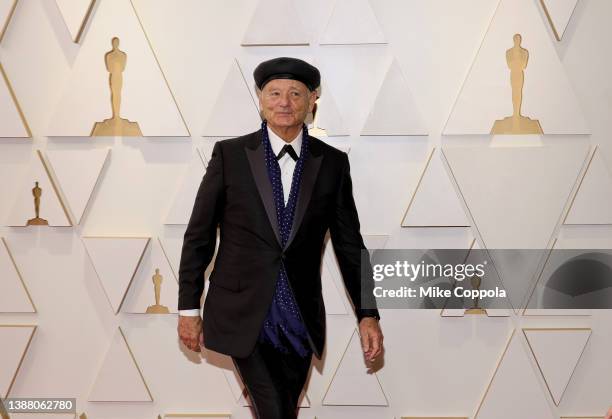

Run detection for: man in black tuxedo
[[177, 57, 383, 419]]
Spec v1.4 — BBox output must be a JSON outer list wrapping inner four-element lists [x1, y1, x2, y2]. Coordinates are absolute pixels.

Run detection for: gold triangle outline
[[0, 0, 17, 43], [0, 324, 37, 398], [539, 0, 579, 42], [321, 327, 389, 406], [42, 148, 111, 226], [121, 236, 177, 314], [0, 62, 32, 138], [0, 237, 37, 313], [81, 236, 151, 314], [88, 326, 153, 402], [522, 327, 591, 406]]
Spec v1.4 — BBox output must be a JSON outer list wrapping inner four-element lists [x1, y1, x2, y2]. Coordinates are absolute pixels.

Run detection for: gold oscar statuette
[[146, 268, 170, 314], [491, 34, 543, 135], [91, 37, 143, 137], [26, 181, 49, 226], [465, 275, 487, 315]]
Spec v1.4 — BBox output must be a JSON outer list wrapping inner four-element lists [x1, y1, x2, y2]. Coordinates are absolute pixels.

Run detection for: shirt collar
[[267, 126, 302, 158]]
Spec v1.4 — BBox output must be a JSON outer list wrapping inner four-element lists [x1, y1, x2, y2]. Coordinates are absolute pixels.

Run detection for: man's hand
[[604, 406, 612, 419], [359, 317, 383, 362], [178, 315, 203, 352]]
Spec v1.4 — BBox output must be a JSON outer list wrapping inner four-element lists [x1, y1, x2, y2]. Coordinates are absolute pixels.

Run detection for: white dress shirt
[[179, 127, 303, 316]]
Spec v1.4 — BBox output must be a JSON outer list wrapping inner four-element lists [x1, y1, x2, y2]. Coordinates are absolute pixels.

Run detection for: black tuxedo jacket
[[178, 129, 379, 359]]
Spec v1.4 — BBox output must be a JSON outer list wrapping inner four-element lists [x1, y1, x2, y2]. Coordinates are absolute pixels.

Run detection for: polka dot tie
[[257, 120, 312, 358]]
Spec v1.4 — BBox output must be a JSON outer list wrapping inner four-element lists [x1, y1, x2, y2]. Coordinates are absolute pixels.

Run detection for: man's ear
[[308, 90, 318, 112]]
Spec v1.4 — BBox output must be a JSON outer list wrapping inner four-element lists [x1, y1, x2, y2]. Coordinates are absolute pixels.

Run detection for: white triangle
[[319, 0, 386, 45], [475, 330, 556, 419], [322, 240, 350, 315], [0, 325, 35, 398], [0, 238, 35, 313], [523, 328, 590, 405], [322, 328, 388, 405], [82, 236, 150, 313], [362, 234, 389, 251], [222, 367, 244, 402], [122, 238, 178, 314], [565, 147, 612, 225], [308, 81, 349, 137], [89, 327, 152, 401], [158, 228, 186, 279], [5, 151, 71, 227], [202, 59, 261, 137], [241, 0, 309, 46], [0, 63, 30, 137], [402, 148, 470, 227], [0, 0, 17, 42], [321, 257, 348, 315], [444, 0, 589, 135], [443, 144, 589, 248], [44, 148, 110, 225], [55, 0, 95, 42], [164, 151, 206, 225], [540, 0, 579, 41], [160, 226, 217, 285], [361, 59, 427, 136], [46, 0, 188, 137]]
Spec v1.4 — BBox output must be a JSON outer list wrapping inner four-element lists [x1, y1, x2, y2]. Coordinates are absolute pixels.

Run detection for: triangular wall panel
[[0, 238, 35, 313], [523, 328, 591, 405], [322, 328, 388, 406], [402, 148, 470, 227], [361, 59, 427, 136], [46, 0, 189, 137], [474, 329, 556, 419], [55, 0, 95, 43], [122, 238, 178, 314], [0, 325, 36, 398], [202, 59, 261, 137], [0, 63, 31, 138], [44, 148, 110, 225], [0, 0, 17, 42], [319, 0, 386, 45], [308, 81, 349, 137], [443, 144, 589, 248], [540, 0, 579, 41], [242, 0, 309, 46], [321, 242, 349, 315], [565, 146, 612, 225], [82, 236, 150, 313], [165, 150, 206, 224], [89, 327, 152, 401], [5, 151, 71, 227], [444, 0, 589, 135]]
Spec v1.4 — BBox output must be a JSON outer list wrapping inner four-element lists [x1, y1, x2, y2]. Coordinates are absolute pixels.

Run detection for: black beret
[[253, 57, 320, 92]]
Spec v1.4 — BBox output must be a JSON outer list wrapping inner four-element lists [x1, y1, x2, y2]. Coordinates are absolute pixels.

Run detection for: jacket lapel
[[285, 136, 323, 250], [245, 131, 282, 247]]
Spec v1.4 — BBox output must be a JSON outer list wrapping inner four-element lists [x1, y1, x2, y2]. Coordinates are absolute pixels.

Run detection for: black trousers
[[232, 340, 313, 419]]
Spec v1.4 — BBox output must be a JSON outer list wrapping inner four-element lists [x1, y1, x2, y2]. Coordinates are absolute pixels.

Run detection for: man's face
[[258, 79, 317, 130]]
